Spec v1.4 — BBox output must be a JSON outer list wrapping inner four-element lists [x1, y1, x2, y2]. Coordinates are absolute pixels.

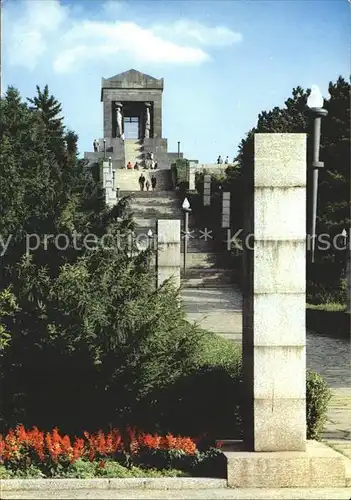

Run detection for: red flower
[[0, 426, 200, 466]]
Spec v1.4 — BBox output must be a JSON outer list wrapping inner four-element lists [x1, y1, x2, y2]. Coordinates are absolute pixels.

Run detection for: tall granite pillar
[[243, 134, 307, 452], [188, 166, 195, 191], [102, 161, 115, 205], [203, 174, 211, 206], [156, 220, 181, 289], [222, 192, 231, 228], [346, 245, 351, 314]]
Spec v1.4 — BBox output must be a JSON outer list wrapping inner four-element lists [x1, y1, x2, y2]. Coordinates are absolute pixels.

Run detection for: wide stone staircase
[[127, 191, 183, 248], [118, 169, 181, 252], [116, 172, 242, 341], [180, 235, 242, 342], [115, 169, 172, 192], [124, 139, 143, 167]]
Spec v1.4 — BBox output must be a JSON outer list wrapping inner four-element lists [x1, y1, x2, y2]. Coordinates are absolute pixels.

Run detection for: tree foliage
[[236, 77, 350, 239], [0, 86, 204, 434], [234, 77, 350, 301]]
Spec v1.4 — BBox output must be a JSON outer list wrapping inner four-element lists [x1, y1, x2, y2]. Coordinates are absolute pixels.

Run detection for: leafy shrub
[[171, 159, 189, 189], [134, 334, 243, 439], [306, 370, 331, 440], [63, 459, 96, 478]]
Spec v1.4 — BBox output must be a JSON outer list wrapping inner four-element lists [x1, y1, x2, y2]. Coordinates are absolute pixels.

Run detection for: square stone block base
[[223, 440, 350, 488]]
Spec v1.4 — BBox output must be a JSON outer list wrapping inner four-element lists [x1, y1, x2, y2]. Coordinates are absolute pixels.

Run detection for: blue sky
[[2, 0, 350, 162]]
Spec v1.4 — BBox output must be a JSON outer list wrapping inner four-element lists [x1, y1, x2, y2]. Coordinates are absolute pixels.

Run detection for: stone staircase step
[[181, 279, 236, 288], [134, 218, 156, 227], [121, 190, 177, 198], [182, 267, 237, 276], [180, 252, 219, 268], [132, 210, 181, 219], [116, 170, 172, 191], [124, 139, 143, 167]]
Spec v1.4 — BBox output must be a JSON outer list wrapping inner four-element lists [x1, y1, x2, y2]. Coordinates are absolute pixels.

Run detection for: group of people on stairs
[[138, 174, 157, 191]]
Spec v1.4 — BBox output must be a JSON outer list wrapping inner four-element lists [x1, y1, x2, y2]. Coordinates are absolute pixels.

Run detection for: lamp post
[[112, 170, 115, 190], [341, 228, 347, 249], [307, 85, 328, 263], [177, 141, 180, 159], [182, 197, 192, 276], [103, 139, 106, 160], [116, 185, 120, 201], [341, 228, 351, 314], [147, 229, 153, 269]]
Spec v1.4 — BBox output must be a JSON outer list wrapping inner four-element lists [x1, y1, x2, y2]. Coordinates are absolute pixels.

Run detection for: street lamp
[[341, 228, 348, 248], [116, 185, 120, 201], [307, 85, 328, 263], [147, 229, 153, 269], [103, 139, 106, 160], [341, 228, 351, 314], [147, 229, 153, 247], [182, 197, 192, 275]]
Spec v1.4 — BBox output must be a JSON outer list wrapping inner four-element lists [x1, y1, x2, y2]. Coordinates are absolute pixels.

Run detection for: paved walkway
[[3, 487, 351, 499], [181, 283, 351, 444], [181, 287, 242, 341]]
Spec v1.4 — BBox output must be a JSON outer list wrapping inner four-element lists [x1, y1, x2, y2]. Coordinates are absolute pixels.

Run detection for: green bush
[[141, 336, 330, 443], [135, 334, 243, 438], [306, 370, 331, 440], [171, 159, 189, 189]]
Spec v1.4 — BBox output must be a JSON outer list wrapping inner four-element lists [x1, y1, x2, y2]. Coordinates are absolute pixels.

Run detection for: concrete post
[[188, 166, 195, 191], [243, 134, 307, 452], [102, 160, 115, 205], [222, 192, 230, 228], [225, 134, 348, 490], [203, 174, 211, 206], [346, 247, 351, 314], [156, 220, 181, 289]]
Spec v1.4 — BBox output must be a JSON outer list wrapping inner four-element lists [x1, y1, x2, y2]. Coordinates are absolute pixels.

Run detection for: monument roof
[[101, 69, 164, 99]]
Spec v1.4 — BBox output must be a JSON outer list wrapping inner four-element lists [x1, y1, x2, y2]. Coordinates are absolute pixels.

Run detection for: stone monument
[[84, 69, 183, 170]]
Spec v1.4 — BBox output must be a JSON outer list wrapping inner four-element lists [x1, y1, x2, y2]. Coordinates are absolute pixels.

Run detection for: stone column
[[103, 101, 113, 139], [102, 160, 115, 204], [203, 174, 211, 206], [156, 220, 181, 289], [346, 246, 351, 314], [188, 166, 195, 191], [243, 133, 307, 452], [222, 192, 230, 228]]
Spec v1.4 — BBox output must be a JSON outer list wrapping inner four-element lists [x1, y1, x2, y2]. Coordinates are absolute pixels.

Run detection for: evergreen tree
[[0, 86, 204, 433], [235, 77, 350, 250], [27, 85, 65, 159], [234, 76, 350, 302]]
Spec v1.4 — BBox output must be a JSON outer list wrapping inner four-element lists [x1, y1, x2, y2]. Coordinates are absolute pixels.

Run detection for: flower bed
[[0, 426, 225, 479]]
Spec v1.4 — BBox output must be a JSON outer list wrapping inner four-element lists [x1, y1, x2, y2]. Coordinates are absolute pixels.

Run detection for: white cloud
[[3, 0, 241, 73], [152, 20, 243, 47], [3, 0, 68, 70], [54, 21, 209, 73]]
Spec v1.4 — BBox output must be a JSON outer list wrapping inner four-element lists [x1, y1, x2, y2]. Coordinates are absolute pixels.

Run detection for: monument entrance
[[123, 116, 139, 140]]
